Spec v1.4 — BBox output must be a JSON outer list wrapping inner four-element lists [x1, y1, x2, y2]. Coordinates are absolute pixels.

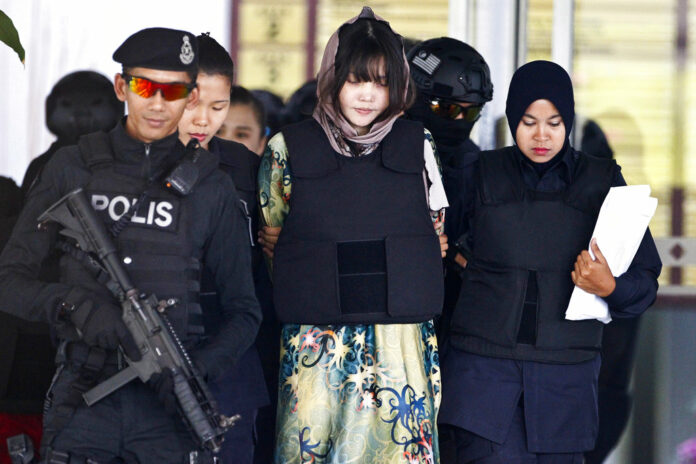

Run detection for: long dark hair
[[319, 18, 415, 122]]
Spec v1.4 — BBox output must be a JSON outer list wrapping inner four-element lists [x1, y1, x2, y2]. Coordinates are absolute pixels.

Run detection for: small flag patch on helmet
[[412, 51, 441, 76]]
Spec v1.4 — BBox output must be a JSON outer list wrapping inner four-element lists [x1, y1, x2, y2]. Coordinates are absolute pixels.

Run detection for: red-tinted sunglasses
[[429, 99, 483, 122], [123, 74, 195, 101]]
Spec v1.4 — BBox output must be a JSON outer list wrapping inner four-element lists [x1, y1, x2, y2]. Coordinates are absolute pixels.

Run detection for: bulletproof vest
[[452, 147, 616, 362], [214, 137, 259, 249], [201, 137, 260, 332], [214, 138, 259, 208], [273, 118, 443, 325], [68, 132, 214, 345]]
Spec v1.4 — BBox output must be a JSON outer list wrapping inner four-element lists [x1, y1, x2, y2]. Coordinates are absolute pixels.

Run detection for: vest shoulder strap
[[381, 119, 425, 174], [77, 131, 114, 171], [216, 138, 260, 193], [566, 150, 617, 213], [283, 118, 426, 178], [282, 119, 339, 178], [478, 147, 524, 204]]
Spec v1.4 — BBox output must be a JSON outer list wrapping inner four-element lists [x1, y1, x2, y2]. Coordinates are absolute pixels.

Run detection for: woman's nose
[[534, 125, 548, 140], [358, 83, 376, 101], [193, 107, 208, 126]]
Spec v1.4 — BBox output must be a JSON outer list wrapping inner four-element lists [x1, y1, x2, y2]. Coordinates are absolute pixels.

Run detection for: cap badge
[[179, 35, 194, 65]]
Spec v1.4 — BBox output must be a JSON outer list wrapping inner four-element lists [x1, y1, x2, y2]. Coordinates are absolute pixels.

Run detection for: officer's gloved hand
[[148, 355, 209, 416], [148, 368, 177, 415], [59, 288, 142, 361]]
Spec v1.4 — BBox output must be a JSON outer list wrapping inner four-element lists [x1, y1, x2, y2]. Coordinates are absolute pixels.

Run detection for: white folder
[[565, 185, 658, 323]]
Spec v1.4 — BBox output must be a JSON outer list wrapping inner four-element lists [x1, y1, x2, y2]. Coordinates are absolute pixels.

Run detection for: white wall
[[0, 0, 231, 185]]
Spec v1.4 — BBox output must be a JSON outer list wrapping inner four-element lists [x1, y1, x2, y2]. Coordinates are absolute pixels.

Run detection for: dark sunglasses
[[428, 99, 483, 122], [123, 74, 195, 101]]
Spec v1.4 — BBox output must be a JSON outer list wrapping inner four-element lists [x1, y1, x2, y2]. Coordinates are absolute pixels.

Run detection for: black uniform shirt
[[0, 120, 262, 381]]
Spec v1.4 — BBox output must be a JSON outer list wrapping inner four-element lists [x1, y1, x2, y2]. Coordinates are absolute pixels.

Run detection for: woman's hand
[[454, 252, 468, 269], [571, 238, 616, 297], [258, 226, 282, 258], [439, 233, 449, 258]]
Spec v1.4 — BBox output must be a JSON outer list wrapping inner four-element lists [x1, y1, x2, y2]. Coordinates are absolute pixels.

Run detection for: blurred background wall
[[0, 1, 694, 462]]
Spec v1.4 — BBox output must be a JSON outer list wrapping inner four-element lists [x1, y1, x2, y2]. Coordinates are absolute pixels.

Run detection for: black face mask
[[407, 97, 477, 153], [47, 90, 121, 145]]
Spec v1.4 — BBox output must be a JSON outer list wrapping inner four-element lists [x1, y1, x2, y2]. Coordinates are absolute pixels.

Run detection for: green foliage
[[0, 10, 25, 65]]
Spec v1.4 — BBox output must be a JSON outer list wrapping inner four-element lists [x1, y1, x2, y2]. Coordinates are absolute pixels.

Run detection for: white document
[[565, 185, 658, 324]]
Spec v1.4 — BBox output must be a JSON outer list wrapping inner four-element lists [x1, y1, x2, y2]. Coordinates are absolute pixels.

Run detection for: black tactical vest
[[201, 137, 260, 330], [273, 119, 444, 325], [214, 137, 259, 250], [64, 132, 214, 346], [452, 147, 616, 362]]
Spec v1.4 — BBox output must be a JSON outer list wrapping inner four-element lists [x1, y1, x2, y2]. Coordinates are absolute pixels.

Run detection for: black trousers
[[43, 364, 215, 464], [216, 409, 257, 464], [439, 405, 584, 464]]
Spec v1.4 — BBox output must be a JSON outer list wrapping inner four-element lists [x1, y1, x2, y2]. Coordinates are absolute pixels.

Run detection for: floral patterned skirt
[[274, 322, 441, 464]]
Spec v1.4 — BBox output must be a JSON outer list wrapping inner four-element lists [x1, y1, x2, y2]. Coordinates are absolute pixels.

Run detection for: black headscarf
[[505, 60, 574, 144]]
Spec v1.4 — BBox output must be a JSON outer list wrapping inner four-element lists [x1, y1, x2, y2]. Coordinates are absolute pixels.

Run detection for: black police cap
[[113, 27, 198, 72]]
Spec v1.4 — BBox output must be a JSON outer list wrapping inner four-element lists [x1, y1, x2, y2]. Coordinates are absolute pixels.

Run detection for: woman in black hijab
[[437, 60, 662, 463]]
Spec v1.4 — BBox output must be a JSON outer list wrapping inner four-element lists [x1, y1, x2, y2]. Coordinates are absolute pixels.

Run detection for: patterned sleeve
[[258, 132, 292, 229], [424, 128, 446, 236]]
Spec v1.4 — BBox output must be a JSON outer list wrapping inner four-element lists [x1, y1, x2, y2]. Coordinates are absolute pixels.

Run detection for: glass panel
[[527, 0, 553, 61], [572, 1, 681, 290], [236, 0, 449, 99]]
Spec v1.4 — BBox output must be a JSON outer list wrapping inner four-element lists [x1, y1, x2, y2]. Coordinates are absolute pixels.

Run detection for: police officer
[[405, 37, 494, 345], [437, 60, 661, 463], [0, 27, 261, 463], [406, 37, 493, 158], [20, 71, 124, 199], [177, 33, 271, 464]]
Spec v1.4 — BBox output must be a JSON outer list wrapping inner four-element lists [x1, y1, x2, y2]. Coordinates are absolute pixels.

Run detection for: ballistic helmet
[[408, 37, 493, 104]]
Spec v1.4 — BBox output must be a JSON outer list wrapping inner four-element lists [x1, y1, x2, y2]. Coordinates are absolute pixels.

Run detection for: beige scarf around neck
[[312, 7, 411, 157]]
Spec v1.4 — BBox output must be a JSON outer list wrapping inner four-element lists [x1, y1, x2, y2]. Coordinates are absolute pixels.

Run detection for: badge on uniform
[[179, 35, 194, 65]]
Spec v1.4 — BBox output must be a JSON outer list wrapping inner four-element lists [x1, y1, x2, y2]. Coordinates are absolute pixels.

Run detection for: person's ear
[[256, 135, 268, 156], [114, 74, 127, 102], [185, 87, 199, 110]]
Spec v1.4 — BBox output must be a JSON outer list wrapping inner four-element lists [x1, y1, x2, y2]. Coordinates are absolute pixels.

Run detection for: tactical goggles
[[123, 74, 195, 101], [429, 98, 483, 122]]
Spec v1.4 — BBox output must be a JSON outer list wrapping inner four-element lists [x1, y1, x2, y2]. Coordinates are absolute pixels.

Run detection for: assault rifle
[[38, 188, 238, 453]]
